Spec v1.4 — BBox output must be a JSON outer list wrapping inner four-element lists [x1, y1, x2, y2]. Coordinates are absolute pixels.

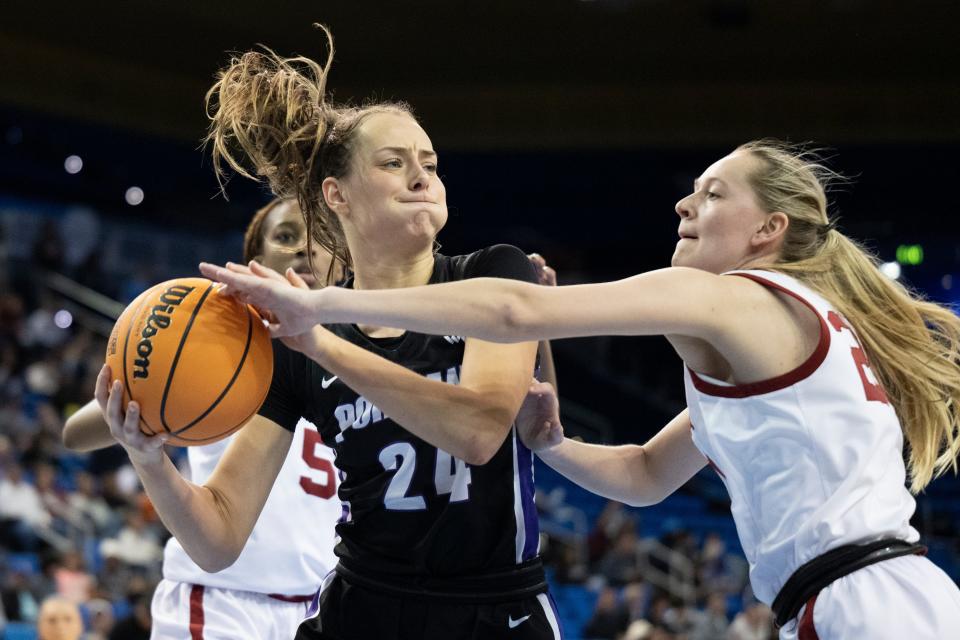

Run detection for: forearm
[[63, 400, 117, 452], [320, 278, 545, 343], [538, 409, 706, 507], [128, 454, 243, 572], [317, 268, 736, 343], [311, 335, 532, 465], [537, 439, 663, 507]]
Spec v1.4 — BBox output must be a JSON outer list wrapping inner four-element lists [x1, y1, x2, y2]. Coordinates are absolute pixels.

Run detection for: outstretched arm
[[205, 259, 537, 466], [199, 261, 735, 344], [518, 381, 705, 506]]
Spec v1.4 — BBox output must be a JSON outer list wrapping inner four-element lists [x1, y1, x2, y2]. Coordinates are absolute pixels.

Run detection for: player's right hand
[[96, 364, 167, 466], [515, 380, 564, 452]]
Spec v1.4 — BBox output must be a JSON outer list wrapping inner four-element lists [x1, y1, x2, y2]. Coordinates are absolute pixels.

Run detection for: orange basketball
[[105, 277, 273, 446]]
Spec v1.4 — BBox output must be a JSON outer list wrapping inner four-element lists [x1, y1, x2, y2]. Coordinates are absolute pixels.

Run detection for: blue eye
[[706, 191, 720, 200], [423, 164, 438, 173], [384, 159, 402, 168]]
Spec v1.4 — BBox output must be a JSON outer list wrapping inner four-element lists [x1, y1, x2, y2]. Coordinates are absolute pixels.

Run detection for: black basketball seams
[[169, 302, 255, 436], [159, 283, 215, 432]]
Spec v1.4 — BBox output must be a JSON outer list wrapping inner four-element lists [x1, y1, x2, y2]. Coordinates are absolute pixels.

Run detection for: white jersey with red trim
[[683, 269, 919, 605], [162, 419, 341, 596]]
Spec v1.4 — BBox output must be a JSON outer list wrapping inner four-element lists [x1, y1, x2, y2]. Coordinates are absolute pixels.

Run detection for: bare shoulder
[[709, 273, 822, 381]]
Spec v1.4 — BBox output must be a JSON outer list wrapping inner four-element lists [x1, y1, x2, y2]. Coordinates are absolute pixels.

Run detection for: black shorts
[[296, 573, 563, 640]]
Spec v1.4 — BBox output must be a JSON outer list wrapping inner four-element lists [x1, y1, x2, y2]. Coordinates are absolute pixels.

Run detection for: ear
[[322, 176, 349, 218], [752, 211, 789, 249]]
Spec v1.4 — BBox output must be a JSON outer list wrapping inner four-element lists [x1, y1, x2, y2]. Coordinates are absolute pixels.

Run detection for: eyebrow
[[376, 146, 437, 157], [693, 177, 726, 191]]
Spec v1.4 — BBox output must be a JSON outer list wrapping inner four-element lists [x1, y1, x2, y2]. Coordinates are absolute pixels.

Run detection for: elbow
[[62, 422, 85, 452], [192, 546, 241, 574], [623, 493, 665, 509], [620, 446, 668, 508], [461, 412, 515, 466], [499, 289, 537, 343], [461, 436, 499, 466]]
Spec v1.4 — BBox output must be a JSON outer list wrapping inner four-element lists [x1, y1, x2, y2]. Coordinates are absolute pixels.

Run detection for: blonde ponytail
[[740, 140, 960, 492]]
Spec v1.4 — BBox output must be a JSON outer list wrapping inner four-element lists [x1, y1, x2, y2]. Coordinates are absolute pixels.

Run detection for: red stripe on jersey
[[797, 593, 819, 640], [687, 272, 830, 398], [189, 585, 205, 640], [268, 593, 314, 603]]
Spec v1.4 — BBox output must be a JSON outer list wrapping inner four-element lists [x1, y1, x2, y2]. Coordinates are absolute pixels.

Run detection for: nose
[[409, 164, 431, 191], [675, 193, 695, 219]]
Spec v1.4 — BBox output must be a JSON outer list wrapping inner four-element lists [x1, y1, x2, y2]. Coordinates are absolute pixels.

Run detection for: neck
[[351, 248, 436, 291]]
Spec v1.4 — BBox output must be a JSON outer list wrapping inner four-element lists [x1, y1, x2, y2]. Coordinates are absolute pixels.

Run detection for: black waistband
[[335, 558, 548, 603], [772, 538, 926, 627]]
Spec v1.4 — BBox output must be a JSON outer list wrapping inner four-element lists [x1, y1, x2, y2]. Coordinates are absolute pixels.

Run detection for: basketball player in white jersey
[[64, 198, 343, 639], [205, 141, 960, 639]]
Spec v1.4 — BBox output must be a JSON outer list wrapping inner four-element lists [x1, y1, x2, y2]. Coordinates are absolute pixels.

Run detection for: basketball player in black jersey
[[101, 29, 563, 640]]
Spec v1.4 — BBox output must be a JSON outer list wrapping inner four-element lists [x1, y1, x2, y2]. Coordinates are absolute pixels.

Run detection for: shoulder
[[445, 244, 536, 283]]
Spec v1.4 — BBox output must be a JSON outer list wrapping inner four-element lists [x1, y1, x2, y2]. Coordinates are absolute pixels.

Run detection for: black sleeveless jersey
[[258, 245, 546, 601]]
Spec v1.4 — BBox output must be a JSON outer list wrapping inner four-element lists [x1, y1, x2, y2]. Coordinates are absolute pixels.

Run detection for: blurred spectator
[[35, 462, 91, 539], [646, 593, 672, 629], [95, 556, 140, 604], [59, 208, 101, 277], [23, 295, 70, 351], [588, 500, 631, 564], [53, 549, 94, 604], [622, 580, 651, 623], [662, 598, 700, 637], [99, 510, 162, 569], [1, 570, 41, 623], [690, 592, 729, 640], [68, 472, 114, 535], [0, 461, 53, 551], [36, 595, 83, 640], [83, 597, 115, 640], [32, 220, 65, 273], [108, 590, 151, 640], [24, 353, 63, 400], [0, 291, 26, 343], [597, 524, 643, 586], [582, 586, 629, 640], [726, 602, 773, 640], [623, 619, 654, 640]]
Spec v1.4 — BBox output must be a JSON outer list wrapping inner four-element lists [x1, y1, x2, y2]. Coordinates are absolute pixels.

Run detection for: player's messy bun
[[205, 24, 412, 279]]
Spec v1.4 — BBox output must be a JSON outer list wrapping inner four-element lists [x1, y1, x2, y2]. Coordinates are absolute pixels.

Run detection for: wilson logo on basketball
[[132, 284, 195, 379]]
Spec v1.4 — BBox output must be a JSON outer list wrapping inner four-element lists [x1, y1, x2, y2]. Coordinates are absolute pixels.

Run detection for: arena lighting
[[895, 244, 924, 266], [879, 261, 902, 280], [64, 155, 83, 174], [54, 309, 73, 329], [125, 186, 144, 206]]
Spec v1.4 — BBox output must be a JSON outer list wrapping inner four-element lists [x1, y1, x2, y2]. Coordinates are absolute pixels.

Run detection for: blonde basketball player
[[64, 198, 343, 640], [204, 141, 960, 639]]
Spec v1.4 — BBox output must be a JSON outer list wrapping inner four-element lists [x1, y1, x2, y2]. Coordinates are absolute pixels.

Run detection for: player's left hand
[[199, 260, 320, 339], [515, 380, 564, 452]]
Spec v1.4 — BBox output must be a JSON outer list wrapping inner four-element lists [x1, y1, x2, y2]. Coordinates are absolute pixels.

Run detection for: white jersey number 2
[[828, 310, 890, 404], [379, 442, 472, 511]]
